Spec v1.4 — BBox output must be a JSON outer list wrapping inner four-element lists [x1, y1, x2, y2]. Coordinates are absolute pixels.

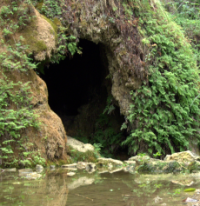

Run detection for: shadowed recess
[[41, 39, 106, 116], [40, 39, 128, 159]]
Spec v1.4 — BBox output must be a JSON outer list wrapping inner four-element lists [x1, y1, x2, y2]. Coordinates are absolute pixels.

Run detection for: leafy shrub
[[122, 0, 200, 155], [0, 74, 40, 167]]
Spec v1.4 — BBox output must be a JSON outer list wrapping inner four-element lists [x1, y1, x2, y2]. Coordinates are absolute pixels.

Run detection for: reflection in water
[[1, 169, 200, 206], [0, 169, 68, 206]]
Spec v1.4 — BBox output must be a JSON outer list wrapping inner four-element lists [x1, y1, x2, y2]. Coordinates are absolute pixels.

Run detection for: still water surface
[[1, 168, 200, 206]]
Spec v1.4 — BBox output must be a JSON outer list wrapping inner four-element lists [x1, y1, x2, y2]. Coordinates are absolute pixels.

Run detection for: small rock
[[154, 196, 162, 203], [67, 136, 94, 152], [126, 165, 135, 173], [77, 162, 87, 170], [124, 160, 136, 166], [36, 164, 44, 170], [97, 158, 123, 167], [108, 163, 113, 169], [65, 168, 77, 171], [50, 165, 56, 169], [67, 172, 76, 176], [109, 168, 124, 173], [3, 168, 17, 172], [86, 163, 96, 173], [62, 163, 77, 168]]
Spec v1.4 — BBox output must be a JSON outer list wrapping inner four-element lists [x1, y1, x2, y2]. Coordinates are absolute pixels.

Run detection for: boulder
[[97, 158, 123, 168], [77, 162, 87, 170], [3, 168, 17, 172], [67, 172, 76, 177], [36, 164, 44, 173], [67, 136, 94, 153], [86, 163, 96, 173], [127, 151, 200, 174], [164, 150, 200, 165]]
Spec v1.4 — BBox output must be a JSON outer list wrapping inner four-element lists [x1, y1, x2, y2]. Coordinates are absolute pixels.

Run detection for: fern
[[122, 0, 200, 156]]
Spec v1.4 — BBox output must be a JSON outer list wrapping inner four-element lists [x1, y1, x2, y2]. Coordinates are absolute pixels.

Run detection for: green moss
[[53, 17, 62, 27], [17, 20, 48, 54], [35, 40, 47, 51], [36, 2, 44, 10], [41, 15, 58, 34]]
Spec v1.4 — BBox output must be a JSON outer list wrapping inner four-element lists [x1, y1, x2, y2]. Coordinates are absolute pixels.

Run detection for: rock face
[[24, 70, 67, 161], [61, 0, 144, 116], [0, 1, 67, 164]]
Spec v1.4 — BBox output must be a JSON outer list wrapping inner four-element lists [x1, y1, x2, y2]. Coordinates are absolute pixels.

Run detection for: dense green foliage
[[0, 75, 44, 166], [0, 0, 45, 167], [50, 27, 82, 64], [162, 0, 200, 66], [0, 0, 35, 39], [32, 0, 81, 63], [122, 0, 200, 155]]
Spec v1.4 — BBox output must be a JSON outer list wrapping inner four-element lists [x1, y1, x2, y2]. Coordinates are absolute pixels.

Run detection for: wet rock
[[36, 164, 44, 170], [67, 172, 76, 177], [66, 168, 77, 171], [36, 164, 44, 173], [124, 165, 135, 173], [171, 180, 194, 186], [127, 151, 200, 174], [98, 169, 109, 174], [107, 163, 113, 169], [67, 136, 94, 153], [154, 196, 162, 203], [50, 165, 56, 169], [137, 159, 183, 174], [109, 168, 124, 173], [164, 150, 200, 165], [128, 155, 151, 162], [86, 163, 96, 173], [77, 162, 87, 170], [3, 168, 17, 172], [97, 158, 123, 167], [62, 163, 77, 168], [124, 160, 136, 166]]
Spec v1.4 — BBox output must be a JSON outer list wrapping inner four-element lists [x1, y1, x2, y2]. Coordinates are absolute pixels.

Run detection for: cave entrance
[[40, 39, 128, 159]]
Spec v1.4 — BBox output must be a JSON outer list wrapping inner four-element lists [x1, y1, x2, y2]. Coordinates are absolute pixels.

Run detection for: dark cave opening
[[41, 39, 107, 116], [39, 39, 129, 159]]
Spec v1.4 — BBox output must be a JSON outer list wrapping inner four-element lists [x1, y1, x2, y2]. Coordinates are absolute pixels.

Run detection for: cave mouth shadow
[[40, 39, 108, 117], [39, 39, 129, 159]]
